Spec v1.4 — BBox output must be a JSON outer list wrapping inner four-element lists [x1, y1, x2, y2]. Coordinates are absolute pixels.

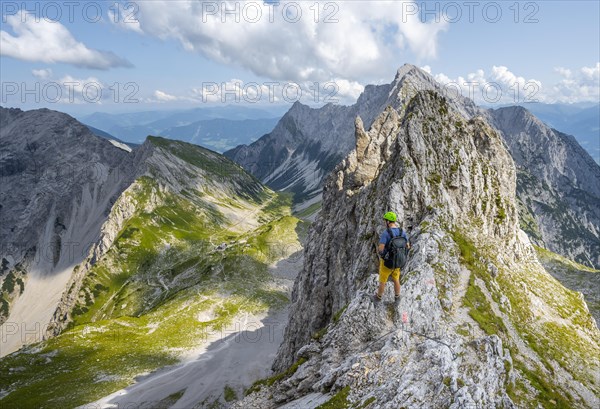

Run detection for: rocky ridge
[[234, 85, 600, 408]]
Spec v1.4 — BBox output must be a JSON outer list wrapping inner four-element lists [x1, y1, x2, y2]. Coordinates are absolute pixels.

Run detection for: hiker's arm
[[378, 243, 385, 257]]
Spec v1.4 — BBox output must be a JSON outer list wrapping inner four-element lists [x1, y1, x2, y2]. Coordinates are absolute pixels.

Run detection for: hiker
[[375, 212, 410, 302]]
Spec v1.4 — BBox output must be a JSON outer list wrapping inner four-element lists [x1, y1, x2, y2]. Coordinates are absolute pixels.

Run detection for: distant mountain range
[[161, 117, 280, 152], [78, 106, 285, 152], [85, 125, 138, 149]]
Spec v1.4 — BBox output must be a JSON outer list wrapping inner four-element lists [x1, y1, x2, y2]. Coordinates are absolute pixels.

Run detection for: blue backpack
[[383, 228, 408, 269]]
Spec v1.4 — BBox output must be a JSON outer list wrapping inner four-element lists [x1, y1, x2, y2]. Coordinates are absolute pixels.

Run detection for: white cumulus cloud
[[32, 68, 53, 79], [108, 3, 143, 33], [154, 90, 180, 102], [0, 13, 132, 70], [430, 63, 600, 105], [133, 1, 447, 84], [151, 76, 364, 106], [550, 63, 600, 103], [432, 66, 543, 105]]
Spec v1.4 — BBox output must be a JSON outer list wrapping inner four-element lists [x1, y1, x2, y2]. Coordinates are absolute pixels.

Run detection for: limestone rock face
[[0, 107, 134, 344], [234, 87, 600, 408], [487, 106, 600, 269]]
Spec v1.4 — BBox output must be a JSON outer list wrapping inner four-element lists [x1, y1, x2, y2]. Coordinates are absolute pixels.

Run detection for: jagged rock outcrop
[[224, 65, 477, 203], [235, 87, 600, 408], [487, 106, 600, 268]]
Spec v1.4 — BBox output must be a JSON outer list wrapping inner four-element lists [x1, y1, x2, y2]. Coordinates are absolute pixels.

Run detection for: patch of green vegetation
[[504, 358, 512, 373], [463, 275, 506, 335], [511, 360, 573, 409], [312, 326, 328, 341], [0, 322, 178, 408], [0, 296, 9, 318], [1, 169, 300, 408], [242, 215, 303, 264], [495, 254, 600, 394], [455, 326, 471, 337], [245, 357, 308, 395], [223, 385, 237, 402], [426, 172, 442, 186], [494, 193, 506, 223], [356, 396, 376, 408], [532, 321, 597, 385], [260, 191, 294, 221], [15, 277, 24, 295], [0, 273, 287, 409], [316, 385, 351, 409], [534, 245, 599, 274], [294, 201, 322, 219], [72, 174, 254, 324], [436, 97, 449, 116], [148, 389, 186, 408], [452, 231, 506, 335], [419, 220, 431, 233], [449, 159, 461, 175], [505, 360, 527, 407], [199, 396, 224, 409], [448, 220, 599, 405], [167, 389, 186, 401], [1, 271, 15, 294], [451, 231, 477, 268], [443, 377, 451, 387], [147, 136, 267, 203], [333, 305, 348, 324], [533, 245, 600, 331]]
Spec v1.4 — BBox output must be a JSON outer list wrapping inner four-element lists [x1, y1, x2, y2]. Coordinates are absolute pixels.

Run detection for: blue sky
[[1, 1, 598, 115]]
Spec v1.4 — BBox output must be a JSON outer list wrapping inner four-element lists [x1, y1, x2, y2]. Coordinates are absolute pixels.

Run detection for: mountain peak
[[393, 63, 422, 82], [490, 105, 542, 126], [286, 100, 313, 117]]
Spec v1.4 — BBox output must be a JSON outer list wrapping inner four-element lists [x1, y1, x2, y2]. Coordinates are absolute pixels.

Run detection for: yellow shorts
[[379, 259, 401, 283]]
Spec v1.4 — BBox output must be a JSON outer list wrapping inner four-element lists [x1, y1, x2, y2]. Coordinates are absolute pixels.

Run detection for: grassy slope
[[0, 139, 303, 408], [450, 229, 599, 408], [534, 245, 600, 326]]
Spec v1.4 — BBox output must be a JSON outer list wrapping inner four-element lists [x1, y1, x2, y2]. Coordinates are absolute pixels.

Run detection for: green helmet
[[383, 212, 397, 222]]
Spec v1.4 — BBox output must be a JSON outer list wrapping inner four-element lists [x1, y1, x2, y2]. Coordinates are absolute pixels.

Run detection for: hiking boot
[[373, 293, 382, 303], [394, 295, 401, 304]]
